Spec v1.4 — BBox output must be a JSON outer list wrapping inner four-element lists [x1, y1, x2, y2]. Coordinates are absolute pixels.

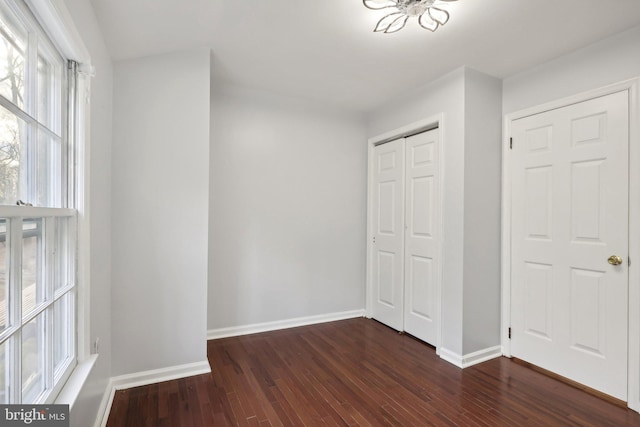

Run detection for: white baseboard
[[438, 347, 464, 368], [95, 360, 211, 427], [95, 380, 115, 427], [439, 345, 502, 369], [207, 309, 366, 340]]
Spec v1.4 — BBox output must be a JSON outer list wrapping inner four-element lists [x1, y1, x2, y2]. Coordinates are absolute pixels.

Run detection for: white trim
[[501, 77, 640, 412], [501, 109, 513, 357], [55, 354, 98, 408], [438, 348, 462, 368], [110, 360, 211, 392], [24, 0, 90, 63], [627, 79, 640, 413], [207, 310, 365, 340], [95, 360, 212, 427], [367, 119, 439, 146], [366, 138, 375, 319], [0, 206, 76, 217], [439, 346, 502, 369], [74, 69, 92, 363], [95, 381, 115, 427], [365, 114, 445, 352]]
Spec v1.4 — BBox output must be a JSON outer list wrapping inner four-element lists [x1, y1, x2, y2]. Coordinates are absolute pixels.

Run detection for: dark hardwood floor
[[106, 318, 640, 426]]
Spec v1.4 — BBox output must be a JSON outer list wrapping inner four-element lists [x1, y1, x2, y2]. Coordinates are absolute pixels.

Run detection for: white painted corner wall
[[461, 69, 503, 355], [208, 84, 368, 332], [111, 48, 210, 377]]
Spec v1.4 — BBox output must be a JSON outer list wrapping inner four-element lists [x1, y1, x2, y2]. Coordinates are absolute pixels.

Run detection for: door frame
[[501, 78, 640, 411], [366, 113, 445, 353]]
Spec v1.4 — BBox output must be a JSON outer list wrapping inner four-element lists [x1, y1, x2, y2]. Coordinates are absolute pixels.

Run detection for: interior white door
[[510, 91, 629, 400], [403, 129, 439, 344], [372, 138, 405, 331]]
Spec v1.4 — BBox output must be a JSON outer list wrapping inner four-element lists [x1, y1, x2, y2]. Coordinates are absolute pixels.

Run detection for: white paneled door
[[372, 138, 405, 331], [371, 129, 440, 345], [404, 131, 439, 344], [511, 91, 629, 400]]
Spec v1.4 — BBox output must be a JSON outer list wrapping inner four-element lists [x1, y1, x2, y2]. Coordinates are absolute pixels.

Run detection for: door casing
[[501, 78, 640, 412]]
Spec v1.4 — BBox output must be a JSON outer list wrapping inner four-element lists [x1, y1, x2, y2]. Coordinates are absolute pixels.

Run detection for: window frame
[[0, 0, 91, 406], [0, 212, 76, 404]]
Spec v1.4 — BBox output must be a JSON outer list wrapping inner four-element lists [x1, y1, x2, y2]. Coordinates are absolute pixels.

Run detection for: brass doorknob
[[608, 255, 623, 266]]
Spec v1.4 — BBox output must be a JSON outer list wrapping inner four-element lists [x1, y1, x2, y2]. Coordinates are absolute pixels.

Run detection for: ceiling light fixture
[[363, 0, 458, 33]]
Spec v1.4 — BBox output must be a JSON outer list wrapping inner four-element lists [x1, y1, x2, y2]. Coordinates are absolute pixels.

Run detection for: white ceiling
[[89, 0, 640, 112]]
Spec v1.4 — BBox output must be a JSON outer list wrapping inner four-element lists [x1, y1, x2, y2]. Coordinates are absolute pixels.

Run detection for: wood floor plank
[[106, 318, 640, 426]]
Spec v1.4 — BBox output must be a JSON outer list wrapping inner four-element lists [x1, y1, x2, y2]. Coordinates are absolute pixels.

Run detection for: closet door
[[510, 91, 629, 400], [404, 129, 439, 345], [371, 138, 405, 331]]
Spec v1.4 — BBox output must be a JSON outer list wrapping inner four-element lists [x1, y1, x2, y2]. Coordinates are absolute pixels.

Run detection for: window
[[0, 0, 76, 404]]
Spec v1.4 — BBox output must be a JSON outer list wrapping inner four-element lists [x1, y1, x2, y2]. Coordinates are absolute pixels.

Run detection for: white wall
[[111, 49, 210, 376], [60, 1, 113, 426], [208, 84, 367, 331], [504, 25, 640, 113], [366, 68, 467, 356], [462, 69, 502, 354]]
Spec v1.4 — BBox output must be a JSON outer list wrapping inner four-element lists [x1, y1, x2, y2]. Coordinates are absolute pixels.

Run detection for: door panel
[[407, 255, 433, 317], [372, 139, 405, 331], [523, 261, 553, 340], [404, 129, 439, 344], [377, 251, 396, 306], [511, 91, 629, 400], [570, 268, 606, 356]]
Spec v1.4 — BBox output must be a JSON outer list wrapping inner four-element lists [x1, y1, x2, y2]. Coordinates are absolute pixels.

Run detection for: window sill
[[55, 354, 99, 408]]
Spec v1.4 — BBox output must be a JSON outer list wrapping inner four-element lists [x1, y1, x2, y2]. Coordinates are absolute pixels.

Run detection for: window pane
[[53, 293, 71, 375], [37, 54, 52, 130], [35, 129, 61, 207], [0, 104, 26, 205], [22, 218, 44, 316], [0, 4, 26, 109], [22, 312, 45, 403], [0, 115, 63, 207], [0, 218, 7, 333], [37, 50, 62, 135]]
